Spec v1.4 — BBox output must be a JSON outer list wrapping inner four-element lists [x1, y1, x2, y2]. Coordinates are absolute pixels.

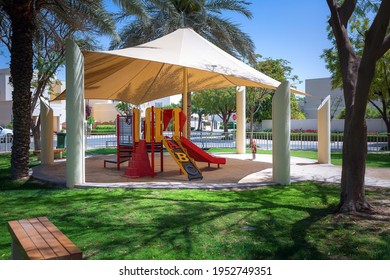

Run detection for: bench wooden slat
[[29, 218, 70, 259], [19, 219, 57, 260], [8, 217, 82, 260], [38, 217, 82, 259], [7, 220, 44, 260]]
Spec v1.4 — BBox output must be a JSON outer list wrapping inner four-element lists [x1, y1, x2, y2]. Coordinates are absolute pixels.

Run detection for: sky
[[0, 1, 333, 92]]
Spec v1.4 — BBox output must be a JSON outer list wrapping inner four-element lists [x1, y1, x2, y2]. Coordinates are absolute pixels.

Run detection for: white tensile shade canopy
[[60, 30, 310, 187], [56, 28, 307, 104]]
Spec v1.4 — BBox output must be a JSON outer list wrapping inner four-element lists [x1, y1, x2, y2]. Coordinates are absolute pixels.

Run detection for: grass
[[1, 153, 390, 260]]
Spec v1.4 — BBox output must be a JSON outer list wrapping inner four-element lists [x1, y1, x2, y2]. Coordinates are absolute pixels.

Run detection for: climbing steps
[[123, 140, 154, 178]]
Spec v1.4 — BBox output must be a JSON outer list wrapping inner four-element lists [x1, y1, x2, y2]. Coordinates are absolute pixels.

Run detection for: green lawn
[[1, 153, 390, 260]]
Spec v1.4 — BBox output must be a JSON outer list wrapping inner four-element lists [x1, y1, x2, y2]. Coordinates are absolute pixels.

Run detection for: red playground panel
[[179, 136, 226, 168]]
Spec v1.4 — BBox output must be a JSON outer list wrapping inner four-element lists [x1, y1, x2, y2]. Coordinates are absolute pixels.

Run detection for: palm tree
[[113, 0, 255, 62], [112, 0, 256, 135], [0, 0, 145, 180]]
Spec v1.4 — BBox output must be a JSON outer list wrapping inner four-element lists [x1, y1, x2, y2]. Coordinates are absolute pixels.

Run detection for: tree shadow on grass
[[56, 184, 339, 259], [0, 182, 362, 260]]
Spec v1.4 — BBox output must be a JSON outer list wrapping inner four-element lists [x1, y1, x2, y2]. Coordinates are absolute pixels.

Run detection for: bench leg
[[11, 238, 27, 260]]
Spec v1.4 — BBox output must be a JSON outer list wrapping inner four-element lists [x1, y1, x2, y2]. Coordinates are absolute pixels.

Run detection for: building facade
[[304, 77, 344, 119]]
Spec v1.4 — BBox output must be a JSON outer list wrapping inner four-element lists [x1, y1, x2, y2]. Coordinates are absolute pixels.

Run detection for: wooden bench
[[7, 217, 82, 260], [33, 148, 65, 160]]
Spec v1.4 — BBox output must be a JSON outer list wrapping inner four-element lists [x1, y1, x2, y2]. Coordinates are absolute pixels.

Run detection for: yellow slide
[[162, 137, 203, 181]]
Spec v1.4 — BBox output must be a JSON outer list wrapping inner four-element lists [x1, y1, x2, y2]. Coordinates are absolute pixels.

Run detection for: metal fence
[[1, 131, 388, 153], [248, 132, 389, 152], [0, 134, 13, 152], [84, 131, 388, 152]]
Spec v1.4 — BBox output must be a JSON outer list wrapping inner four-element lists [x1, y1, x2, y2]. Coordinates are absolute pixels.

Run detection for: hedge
[[251, 132, 388, 142]]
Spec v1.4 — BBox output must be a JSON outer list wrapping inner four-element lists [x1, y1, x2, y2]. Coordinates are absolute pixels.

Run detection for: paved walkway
[[32, 153, 390, 189], [234, 154, 390, 188]]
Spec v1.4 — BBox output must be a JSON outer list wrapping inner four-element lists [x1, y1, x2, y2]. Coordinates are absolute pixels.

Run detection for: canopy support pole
[[236, 86, 246, 154], [318, 95, 331, 164], [40, 97, 53, 165], [272, 81, 290, 185], [182, 68, 188, 138], [65, 39, 85, 188]]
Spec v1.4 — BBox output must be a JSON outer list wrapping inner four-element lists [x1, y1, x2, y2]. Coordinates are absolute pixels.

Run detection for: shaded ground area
[[31, 152, 390, 188], [33, 153, 272, 186]]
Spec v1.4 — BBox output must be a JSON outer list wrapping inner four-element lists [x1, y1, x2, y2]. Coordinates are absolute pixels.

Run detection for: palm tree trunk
[[6, 2, 34, 179]]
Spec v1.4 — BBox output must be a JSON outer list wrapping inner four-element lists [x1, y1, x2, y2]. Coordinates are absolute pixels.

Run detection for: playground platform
[[31, 152, 390, 189]]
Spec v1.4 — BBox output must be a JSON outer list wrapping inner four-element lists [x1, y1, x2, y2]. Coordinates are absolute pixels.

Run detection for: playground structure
[[113, 107, 226, 180]]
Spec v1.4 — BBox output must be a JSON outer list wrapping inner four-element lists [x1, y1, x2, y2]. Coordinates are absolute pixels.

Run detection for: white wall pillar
[[40, 97, 53, 165], [65, 39, 85, 188], [272, 81, 290, 185], [236, 86, 246, 154], [318, 95, 331, 164]]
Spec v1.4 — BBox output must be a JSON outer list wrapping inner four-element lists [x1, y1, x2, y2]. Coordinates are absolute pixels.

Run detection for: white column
[[318, 95, 331, 164], [65, 39, 85, 188], [40, 97, 53, 165], [272, 81, 290, 185], [236, 86, 246, 154]]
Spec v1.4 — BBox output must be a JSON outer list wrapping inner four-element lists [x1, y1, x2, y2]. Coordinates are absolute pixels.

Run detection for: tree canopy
[[0, 0, 119, 179]]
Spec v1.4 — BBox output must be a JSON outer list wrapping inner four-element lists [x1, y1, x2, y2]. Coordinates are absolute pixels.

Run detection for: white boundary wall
[[262, 118, 387, 132]]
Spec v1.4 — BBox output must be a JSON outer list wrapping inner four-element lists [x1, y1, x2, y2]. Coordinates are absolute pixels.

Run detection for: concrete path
[[230, 153, 390, 188]]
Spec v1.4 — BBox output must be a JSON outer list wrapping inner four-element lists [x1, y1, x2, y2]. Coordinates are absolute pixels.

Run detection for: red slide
[[179, 136, 226, 168]]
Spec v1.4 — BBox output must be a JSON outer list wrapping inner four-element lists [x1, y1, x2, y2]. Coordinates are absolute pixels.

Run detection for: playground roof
[[56, 28, 308, 104]]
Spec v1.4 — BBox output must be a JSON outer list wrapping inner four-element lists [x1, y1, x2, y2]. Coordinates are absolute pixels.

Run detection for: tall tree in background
[[192, 92, 208, 131], [326, 0, 390, 213], [322, 1, 390, 151], [246, 56, 301, 143], [0, 0, 117, 180], [195, 88, 236, 133], [112, 0, 256, 136]]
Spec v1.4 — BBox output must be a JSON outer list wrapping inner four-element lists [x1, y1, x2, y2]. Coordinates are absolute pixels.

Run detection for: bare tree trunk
[[210, 115, 215, 132], [197, 112, 202, 131], [222, 113, 229, 134], [338, 113, 371, 212]]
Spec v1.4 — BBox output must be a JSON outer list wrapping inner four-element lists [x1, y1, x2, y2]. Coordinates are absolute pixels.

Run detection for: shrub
[[95, 125, 115, 131], [92, 125, 116, 134]]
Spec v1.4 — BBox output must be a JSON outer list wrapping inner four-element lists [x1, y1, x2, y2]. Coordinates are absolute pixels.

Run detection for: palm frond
[[205, 0, 253, 19], [111, 0, 255, 62]]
